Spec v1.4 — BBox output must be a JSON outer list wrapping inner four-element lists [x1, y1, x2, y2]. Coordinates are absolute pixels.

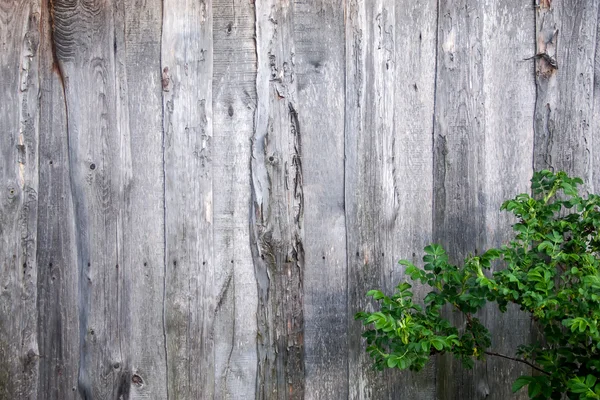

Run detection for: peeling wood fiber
[[0, 0, 598, 399]]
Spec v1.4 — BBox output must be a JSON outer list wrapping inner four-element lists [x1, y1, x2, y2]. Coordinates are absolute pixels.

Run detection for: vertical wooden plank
[[37, 1, 79, 398], [434, 1, 537, 399], [119, 0, 168, 398], [251, 1, 305, 398], [161, 1, 215, 398], [293, 1, 348, 398], [49, 1, 129, 398], [480, 1, 536, 399], [533, 0, 599, 184], [213, 0, 258, 398], [433, 0, 486, 398], [0, 1, 41, 398], [346, 0, 437, 398]]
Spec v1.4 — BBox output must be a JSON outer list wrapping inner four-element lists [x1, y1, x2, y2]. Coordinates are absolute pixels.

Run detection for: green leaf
[[430, 338, 445, 351], [528, 381, 542, 398], [387, 357, 398, 368], [586, 375, 598, 389], [512, 376, 533, 393], [367, 290, 385, 300]]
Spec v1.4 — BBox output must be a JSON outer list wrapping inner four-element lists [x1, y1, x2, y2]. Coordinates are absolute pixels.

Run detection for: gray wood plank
[[480, 2, 536, 399], [251, 1, 305, 398], [161, 1, 215, 398], [432, 0, 488, 398], [212, 0, 258, 398], [0, 2, 41, 398], [49, 1, 126, 398], [434, 1, 537, 399], [345, 0, 438, 399], [292, 1, 348, 398], [119, 0, 168, 398], [36, 2, 80, 398], [533, 0, 600, 184]]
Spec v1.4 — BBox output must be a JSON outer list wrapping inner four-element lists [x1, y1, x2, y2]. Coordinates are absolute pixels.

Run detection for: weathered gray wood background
[[1, 0, 599, 398]]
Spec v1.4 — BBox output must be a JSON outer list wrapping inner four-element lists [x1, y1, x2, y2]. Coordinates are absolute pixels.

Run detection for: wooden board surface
[[0, 0, 598, 398], [0, 2, 41, 398], [161, 1, 215, 398], [213, 0, 258, 398], [345, 0, 437, 398]]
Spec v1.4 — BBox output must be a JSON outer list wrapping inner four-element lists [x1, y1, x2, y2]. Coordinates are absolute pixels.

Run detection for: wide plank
[[0, 2, 41, 398], [480, 1, 536, 399], [345, 0, 438, 398], [251, 1, 305, 397], [293, 1, 348, 398], [433, 0, 488, 398], [533, 0, 599, 185], [119, 0, 168, 397], [161, 0, 215, 398], [50, 0, 126, 398]]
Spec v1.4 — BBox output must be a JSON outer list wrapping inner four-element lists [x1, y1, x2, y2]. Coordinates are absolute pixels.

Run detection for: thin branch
[[484, 351, 550, 376]]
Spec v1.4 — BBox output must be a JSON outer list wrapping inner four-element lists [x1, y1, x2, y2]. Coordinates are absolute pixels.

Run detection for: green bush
[[356, 171, 600, 399]]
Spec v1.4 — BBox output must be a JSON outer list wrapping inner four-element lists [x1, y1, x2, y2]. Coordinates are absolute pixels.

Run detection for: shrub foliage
[[356, 171, 600, 399]]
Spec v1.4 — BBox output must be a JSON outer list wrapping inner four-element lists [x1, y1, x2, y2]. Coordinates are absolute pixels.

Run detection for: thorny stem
[[484, 351, 550, 376]]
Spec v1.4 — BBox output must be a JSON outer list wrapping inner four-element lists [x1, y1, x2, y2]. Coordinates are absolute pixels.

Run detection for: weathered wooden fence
[[1, 0, 599, 398]]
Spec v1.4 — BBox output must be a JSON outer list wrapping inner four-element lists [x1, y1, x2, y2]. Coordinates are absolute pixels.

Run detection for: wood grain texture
[[213, 0, 258, 398], [161, 0, 215, 398], [44, 0, 118, 398], [433, 0, 488, 398], [1, 1, 600, 398], [293, 1, 347, 398], [345, 0, 437, 398], [480, 1, 536, 399], [36, 1, 79, 398], [50, 0, 128, 398], [251, 1, 305, 397], [434, 1, 537, 399], [0, 2, 41, 398], [119, 0, 168, 398], [533, 0, 599, 184]]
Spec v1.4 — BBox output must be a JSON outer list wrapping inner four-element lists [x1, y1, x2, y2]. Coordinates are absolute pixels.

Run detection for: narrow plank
[[480, 1, 536, 399], [161, 1, 215, 398], [292, 1, 348, 398], [0, 2, 41, 398], [345, 0, 437, 398], [36, 1, 80, 398], [533, 0, 599, 184], [389, 0, 439, 396], [432, 0, 487, 398], [119, 0, 168, 398], [212, 0, 258, 398], [49, 1, 125, 397], [251, 1, 305, 398]]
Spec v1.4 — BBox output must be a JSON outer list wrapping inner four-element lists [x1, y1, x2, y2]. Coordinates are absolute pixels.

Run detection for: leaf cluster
[[356, 171, 600, 399]]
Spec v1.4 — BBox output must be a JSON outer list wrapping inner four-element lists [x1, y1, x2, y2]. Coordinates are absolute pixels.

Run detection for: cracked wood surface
[[533, 0, 600, 190], [0, 0, 599, 399], [251, 1, 306, 399]]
